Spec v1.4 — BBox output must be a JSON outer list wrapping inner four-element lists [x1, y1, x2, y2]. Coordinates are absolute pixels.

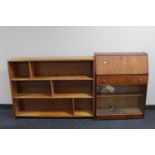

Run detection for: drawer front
[[96, 75, 148, 84]]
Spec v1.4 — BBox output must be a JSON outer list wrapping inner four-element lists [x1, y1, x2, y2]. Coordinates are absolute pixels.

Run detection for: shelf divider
[[29, 61, 34, 78], [50, 81, 54, 97], [72, 98, 75, 116]]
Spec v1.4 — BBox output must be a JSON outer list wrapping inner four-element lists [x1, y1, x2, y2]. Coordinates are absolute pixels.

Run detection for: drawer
[[96, 75, 148, 84]]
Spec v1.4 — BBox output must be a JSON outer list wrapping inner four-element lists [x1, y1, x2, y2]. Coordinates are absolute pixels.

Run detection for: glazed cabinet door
[[96, 84, 146, 119]]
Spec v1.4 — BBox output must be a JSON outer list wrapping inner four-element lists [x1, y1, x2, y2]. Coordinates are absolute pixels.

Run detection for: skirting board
[[0, 104, 155, 109], [0, 104, 13, 109]]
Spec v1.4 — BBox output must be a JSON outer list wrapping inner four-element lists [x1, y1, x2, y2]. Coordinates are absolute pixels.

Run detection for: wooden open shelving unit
[[8, 57, 95, 118]]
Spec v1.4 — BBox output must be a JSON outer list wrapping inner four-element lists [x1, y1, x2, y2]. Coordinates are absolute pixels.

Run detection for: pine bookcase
[[8, 57, 95, 118]]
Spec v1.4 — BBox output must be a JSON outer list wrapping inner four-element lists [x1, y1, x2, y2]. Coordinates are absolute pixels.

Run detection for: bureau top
[[95, 52, 147, 56], [8, 56, 94, 62], [95, 52, 148, 75]]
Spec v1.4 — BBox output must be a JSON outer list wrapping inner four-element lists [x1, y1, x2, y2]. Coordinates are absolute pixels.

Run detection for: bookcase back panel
[[53, 81, 93, 94], [10, 62, 30, 78], [32, 61, 93, 77], [75, 99, 93, 111], [15, 81, 51, 94], [19, 99, 72, 112]]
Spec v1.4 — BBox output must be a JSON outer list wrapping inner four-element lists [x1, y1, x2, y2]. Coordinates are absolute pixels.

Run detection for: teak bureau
[[8, 52, 148, 120], [95, 52, 148, 119]]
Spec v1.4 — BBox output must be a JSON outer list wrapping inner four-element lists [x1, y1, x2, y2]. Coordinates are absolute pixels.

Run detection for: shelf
[[97, 92, 144, 96], [16, 111, 73, 117], [11, 75, 93, 81], [14, 93, 51, 99], [14, 93, 93, 99], [96, 94, 144, 97], [53, 93, 93, 98], [9, 56, 94, 62], [96, 107, 143, 116], [16, 111, 93, 117], [74, 111, 93, 117]]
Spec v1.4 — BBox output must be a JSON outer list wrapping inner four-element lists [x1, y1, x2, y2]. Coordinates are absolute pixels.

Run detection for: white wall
[[0, 26, 155, 105]]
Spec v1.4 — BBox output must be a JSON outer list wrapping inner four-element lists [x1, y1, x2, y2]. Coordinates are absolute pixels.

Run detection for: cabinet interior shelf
[[96, 94, 144, 97], [96, 107, 143, 116]]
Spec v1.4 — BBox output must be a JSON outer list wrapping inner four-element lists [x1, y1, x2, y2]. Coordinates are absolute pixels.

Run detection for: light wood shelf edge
[[14, 95, 94, 99], [16, 111, 93, 117], [8, 56, 95, 62], [11, 76, 94, 81]]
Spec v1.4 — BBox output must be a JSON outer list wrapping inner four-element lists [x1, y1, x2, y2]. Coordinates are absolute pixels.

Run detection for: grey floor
[[0, 106, 155, 129]]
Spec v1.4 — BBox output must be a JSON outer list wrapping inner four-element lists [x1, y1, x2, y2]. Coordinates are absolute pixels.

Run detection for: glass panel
[[96, 84, 146, 116], [96, 95, 144, 116], [96, 84, 146, 95]]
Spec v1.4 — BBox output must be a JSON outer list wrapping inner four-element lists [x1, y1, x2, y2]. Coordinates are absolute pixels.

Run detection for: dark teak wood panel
[[14, 81, 51, 94], [9, 62, 30, 78], [32, 61, 93, 77], [96, 75, 148, 85], [96, 53, 148, 75], [53, 80, 93, 94]]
